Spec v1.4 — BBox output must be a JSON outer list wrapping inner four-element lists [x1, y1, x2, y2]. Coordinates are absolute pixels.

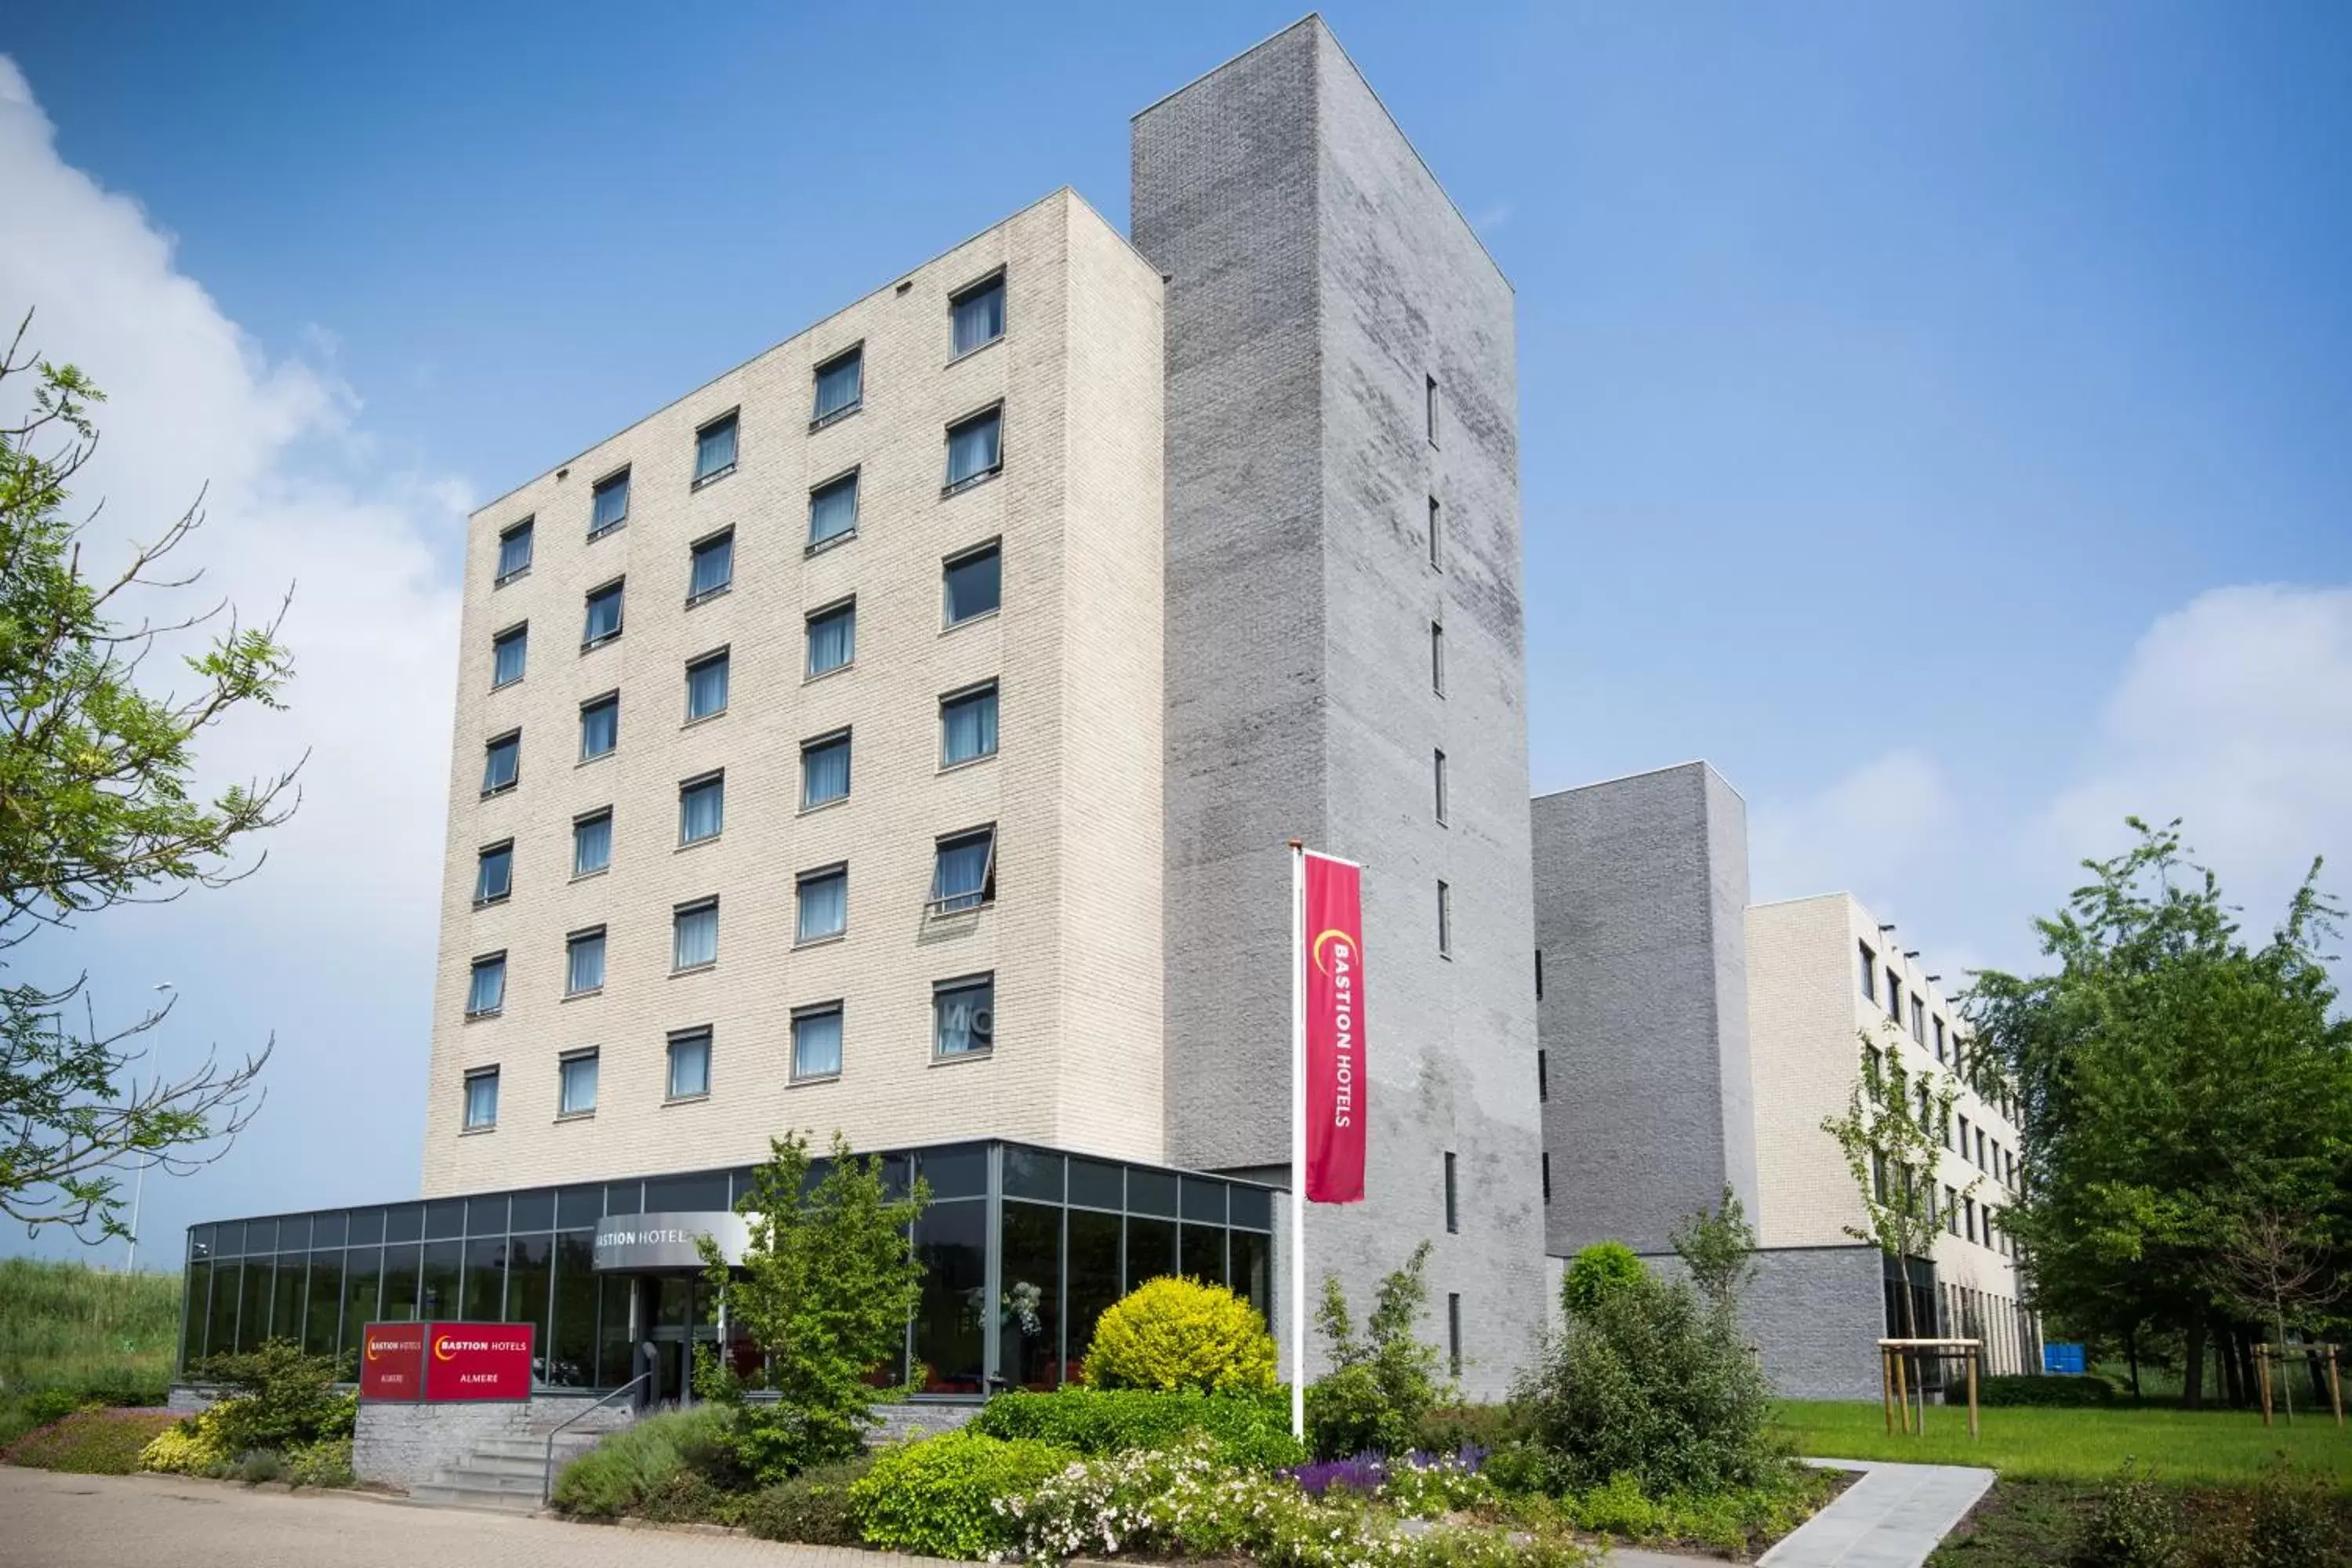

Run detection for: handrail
[[542, 1374, 649, 1504]]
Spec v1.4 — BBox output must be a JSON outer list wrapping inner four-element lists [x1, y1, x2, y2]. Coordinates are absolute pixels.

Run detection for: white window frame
[[687, 528, 735, 605], [564, 925, 606, 996], [691, 409, 739, 488], [473, 840, 514, 907], [666, 1028, 713, 1102], [804, 597, 856, 679], [790, 1004, 844, 1083], [811, 343, 864, 428], [490, 622, 528, 690], [579, 692, 619, 763], [588, 467, 630, 539], [684, 646, 730, 724], [495, 517, 534, 586], [678, 770, 725, 845], [557, 1048, 600, 1119], [927, 826, 997, 916], [481, 731, 521, 797], [672, 897, 720, 973], [463, 1067, 499, 1131], [582, 577, 626, 650]]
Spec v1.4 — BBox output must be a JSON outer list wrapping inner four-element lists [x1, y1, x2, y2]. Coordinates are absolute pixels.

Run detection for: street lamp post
[[124, 982, 173, 1272]]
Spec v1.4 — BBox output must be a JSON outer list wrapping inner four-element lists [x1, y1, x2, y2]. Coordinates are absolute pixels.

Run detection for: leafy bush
[[1307, 1241, 1448, 1459], [1523, 1468, 1830, 1558], [1082, 1276, 1279, 1396], [2, 1406, 176, 1473], [710, 1388, 865, 1484], [189, 1341, 354, 1454], [972, 1386, 1302, 1469], [234, 1447, 287, 1485], [739, 1454, 874, 1545], [1410, 1402, 1531, 1457], [850, 1432, 1077, 1559], [285, 1436, 356, 1489], [2191, 1461, 2343, 1568], [139, 1409, 231, 1475], [1978, 1372, 2122, 1407], [551, 1403, 739, 1518], [2070, 1461, 2183, 1568], [1518, 1269, 1781, 1496], [1561, 1243, 1646, 1321]]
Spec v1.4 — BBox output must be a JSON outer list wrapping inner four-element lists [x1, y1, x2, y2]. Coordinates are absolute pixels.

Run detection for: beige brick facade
[[1746, 893, 2036, 1370], [421, 191, 1166, 1196]]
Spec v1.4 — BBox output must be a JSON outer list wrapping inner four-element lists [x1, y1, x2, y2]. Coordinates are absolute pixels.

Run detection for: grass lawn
[[1776, 1400, 2352, 1488], [0, 1258, 181, 1446]]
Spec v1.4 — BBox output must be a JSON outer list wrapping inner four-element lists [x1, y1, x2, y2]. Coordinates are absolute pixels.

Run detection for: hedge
[[972, 1387, 1305, 1470]]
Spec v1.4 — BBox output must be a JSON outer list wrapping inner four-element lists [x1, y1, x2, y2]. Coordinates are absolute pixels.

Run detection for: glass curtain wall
[[179, 1142, 1279, 1398]]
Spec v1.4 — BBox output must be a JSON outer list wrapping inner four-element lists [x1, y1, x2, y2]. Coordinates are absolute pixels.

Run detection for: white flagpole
[[1288, 838, 1307, 1443]]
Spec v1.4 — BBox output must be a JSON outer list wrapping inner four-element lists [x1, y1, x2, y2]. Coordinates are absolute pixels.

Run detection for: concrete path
[[1756, 1459, 1995, 1568], [0, 1466, 956, 1568]]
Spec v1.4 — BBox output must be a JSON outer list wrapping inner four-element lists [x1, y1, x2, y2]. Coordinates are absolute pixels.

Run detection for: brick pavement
[[0, 1466, 956, 1568]]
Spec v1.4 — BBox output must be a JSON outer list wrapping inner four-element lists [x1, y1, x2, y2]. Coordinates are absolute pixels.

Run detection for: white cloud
[[0, 56, 466, 1250], [2038, 583, 2352, 935], [0, 55, 466, 935], [1751, 746, 1960, 915]]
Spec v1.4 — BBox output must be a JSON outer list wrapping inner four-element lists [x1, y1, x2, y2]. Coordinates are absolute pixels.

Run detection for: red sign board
[[422, 1322, 535, 1402], [358, 1321, 532, 1402], [1302, 851, 1367, 1203], [358, 1322, 426, 1402]]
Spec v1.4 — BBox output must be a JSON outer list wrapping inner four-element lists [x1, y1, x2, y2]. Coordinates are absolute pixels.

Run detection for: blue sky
[[1, 2, 2347, 1262]]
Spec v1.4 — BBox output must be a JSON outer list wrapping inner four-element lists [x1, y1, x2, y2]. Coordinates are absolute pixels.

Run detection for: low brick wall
[[869, 1402, 981, 1442], [354, 1393, 637, 1490]]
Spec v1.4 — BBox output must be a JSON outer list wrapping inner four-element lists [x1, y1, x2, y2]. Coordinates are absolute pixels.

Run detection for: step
[[434, 1467, 548, 1494], [452, 1453, 566, 1479], [411, 1480, 545, 1514]]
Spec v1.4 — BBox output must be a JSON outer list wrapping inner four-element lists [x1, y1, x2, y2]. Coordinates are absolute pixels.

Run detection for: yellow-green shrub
[[1080, 1276, 1278, 1395], [140, 1408, 231, 1475]]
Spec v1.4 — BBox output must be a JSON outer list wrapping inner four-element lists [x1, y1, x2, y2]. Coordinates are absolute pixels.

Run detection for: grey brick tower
[[1132, 16, 1546, 1396]]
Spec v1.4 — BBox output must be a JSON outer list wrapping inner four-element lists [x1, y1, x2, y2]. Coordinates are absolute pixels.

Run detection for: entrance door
[[643, 1275, 719, 1406]]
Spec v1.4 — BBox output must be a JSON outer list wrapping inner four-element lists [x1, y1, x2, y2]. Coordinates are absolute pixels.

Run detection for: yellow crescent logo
[[433, 1334, 457, 1362], [365, 1338, 381, 1363], [1312, 928, 1356, 976]]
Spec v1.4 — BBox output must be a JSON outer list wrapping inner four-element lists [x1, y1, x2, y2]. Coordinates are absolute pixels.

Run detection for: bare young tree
[[2209, 1206, 2346, 1420]]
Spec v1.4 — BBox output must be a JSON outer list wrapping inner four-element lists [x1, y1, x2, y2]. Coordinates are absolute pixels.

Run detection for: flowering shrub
[[1082, 1277, 1279, 1394], [1282, 1448, 1492, 1517], [139, 1407, 233, 1475], [3, 1407, 176, 1474]]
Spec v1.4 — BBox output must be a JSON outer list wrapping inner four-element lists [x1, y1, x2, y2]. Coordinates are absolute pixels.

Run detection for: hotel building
[[1533, 763, 2036, 1400], [172, 16, 1547, 1411]]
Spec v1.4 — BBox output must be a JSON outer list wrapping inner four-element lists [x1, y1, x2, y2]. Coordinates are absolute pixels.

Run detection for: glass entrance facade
[[176, 1139, 1279, 1398]]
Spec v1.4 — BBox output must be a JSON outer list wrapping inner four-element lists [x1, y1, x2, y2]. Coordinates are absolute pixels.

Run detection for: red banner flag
[[1302, 851, 1367, 1203]]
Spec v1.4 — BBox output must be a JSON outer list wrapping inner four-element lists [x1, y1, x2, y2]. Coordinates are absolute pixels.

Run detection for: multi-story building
[[1534, 763, 2036, 1400], [172, 16, 1545, 1411]]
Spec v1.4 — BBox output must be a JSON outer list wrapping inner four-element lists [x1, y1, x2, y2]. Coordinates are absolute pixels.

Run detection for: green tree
[[1671, 1185, 1760, 1317], [1966, 819, 2352, 1406], [1561, 1240, 1647, 1321], [696, 1131, 929, 1479], [1822, 1023, 1976, 1338], [0, 315, 296, 1243], [1305, 1239, 1447, 1457]]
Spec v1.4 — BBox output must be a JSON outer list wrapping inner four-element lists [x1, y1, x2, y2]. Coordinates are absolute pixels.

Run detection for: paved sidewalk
[[0, 1466, 952, 1568], [1757, 1459, 1995, 1568]]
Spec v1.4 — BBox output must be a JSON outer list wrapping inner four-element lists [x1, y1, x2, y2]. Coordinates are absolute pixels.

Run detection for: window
[[679, 772, 724, 844], [583, 579, 624, 648], [1536, 950, 1544, 1000], [685, 648, 729, 721], [1428, 496, 1443, 571], [1433, 750, 1448, 824], [473, 842, 513, 906], [688, 529, 734, 603], [1964, 1196, 1978, 1245], [1911, 996, 1926, 1041], [463, 1068, 499, 1131], [813, 345, 862, 424], [1447, 1293, 1462, 1380], [1886, 968, 1902, 1019], [935, 974, 994, 1058], [1426, 374, 1439, 447], [943, 542, 1001, 626], [1537, 1048, 1548, 1102], [930, 827, 996, 914], [940, 682, 1000, 767], [949, 273, 1005, 358], [693, 412, 737, 485], [481, 731, 520, 795], [579, 694, 619, 761], [466, 953, 506, 1018], [495, 518, 533, 584], [1430, 621, 1446, 695], [564, 927, 605, 996], [1541, 1151, 1552, 1205], [1976, 1127, 1987, 1170], [492, 624, 528, 688], [806, 600, 855, 677], [808, 470, 858, 549], [801, 732, 851, 809], [945, 407, 1002, 490], [1944, 1185, 1960, 1235], [797, 866, 848, 943], [1443, 1152, 1458, 1233], [1436, 880, 1453, 956], [792, 1005, 843, 1080], [1942, 1107, 1954, 1150], [590, 469, 630, 538], [666, 1029, 711, 1100], [1933, 1015, 1947, 1062], [672, 898, 718, 971], [1958, 1114, 1971, 1160], [1860, 942, 1877, 1000], [558, 1051, 599, 1118], [572, 810, 612, 877]]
